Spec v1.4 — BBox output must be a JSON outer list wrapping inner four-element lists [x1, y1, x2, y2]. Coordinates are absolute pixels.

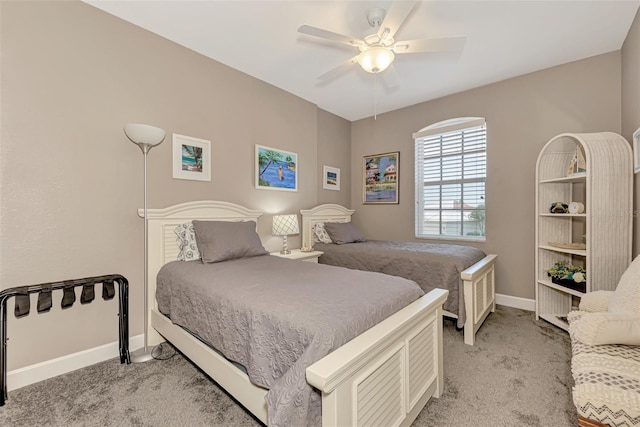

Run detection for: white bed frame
[[300, 204, 497, 346], [142, 200, 449, 426]]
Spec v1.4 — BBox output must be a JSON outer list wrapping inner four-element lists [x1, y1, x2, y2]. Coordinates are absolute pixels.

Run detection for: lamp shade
[[357, 46, 395, 73], [272, 214, 299, 236], [124, 123, 166, 147]]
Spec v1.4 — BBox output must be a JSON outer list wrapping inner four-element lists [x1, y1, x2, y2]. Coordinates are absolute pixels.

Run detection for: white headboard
[[299, 204, 355, 249], [140, 200, 263, 313]]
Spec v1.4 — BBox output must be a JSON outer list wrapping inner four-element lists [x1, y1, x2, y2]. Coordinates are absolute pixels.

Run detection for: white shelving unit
[[535, 132, 633, 331]]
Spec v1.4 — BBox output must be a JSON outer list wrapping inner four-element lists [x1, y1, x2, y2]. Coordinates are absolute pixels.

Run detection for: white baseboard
[[495, 293, 535, 311], [7, 334, 144, 391]]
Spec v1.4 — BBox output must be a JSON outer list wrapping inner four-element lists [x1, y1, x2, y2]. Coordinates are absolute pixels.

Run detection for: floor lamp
[[124, 123, 166, 363]]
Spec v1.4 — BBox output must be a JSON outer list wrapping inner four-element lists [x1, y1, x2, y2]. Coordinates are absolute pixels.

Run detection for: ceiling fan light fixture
[[357, 46, 394, 73]]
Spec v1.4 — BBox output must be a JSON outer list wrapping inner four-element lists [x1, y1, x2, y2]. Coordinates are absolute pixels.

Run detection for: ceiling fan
[[298, 0, 466, 83]]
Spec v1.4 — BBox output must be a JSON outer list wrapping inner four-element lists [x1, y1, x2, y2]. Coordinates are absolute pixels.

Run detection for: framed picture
[[172, 134, 211, 182], [255, 144, 298, 192], [634, 127, 640, 174], [363, 151, 399, 204], [323, 165, 340, 191]]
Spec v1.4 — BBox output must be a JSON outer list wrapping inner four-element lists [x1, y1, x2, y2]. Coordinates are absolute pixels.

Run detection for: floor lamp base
[[131, 346, 155, 363]]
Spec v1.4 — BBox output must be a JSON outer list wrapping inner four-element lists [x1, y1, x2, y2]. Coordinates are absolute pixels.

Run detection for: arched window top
[[413, 117, 485, 140]]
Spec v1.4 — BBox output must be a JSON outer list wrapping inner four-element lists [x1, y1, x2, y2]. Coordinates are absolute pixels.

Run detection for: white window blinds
[[414, 118, 486, 240]]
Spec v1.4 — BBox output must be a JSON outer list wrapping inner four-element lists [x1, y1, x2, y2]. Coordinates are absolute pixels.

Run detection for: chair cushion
[[610, 255, 640, 316], [570, 334, 640, 426]]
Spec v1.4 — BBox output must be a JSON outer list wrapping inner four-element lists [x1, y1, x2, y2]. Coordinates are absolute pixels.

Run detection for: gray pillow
[[192, 220, 268, 263], [323, 222, 367, 245]]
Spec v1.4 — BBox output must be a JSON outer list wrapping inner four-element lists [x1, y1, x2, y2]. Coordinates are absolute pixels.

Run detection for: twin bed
[[143, 200, 497, 426], [301, 204, 497, 346], [144, 200, 448, 427]]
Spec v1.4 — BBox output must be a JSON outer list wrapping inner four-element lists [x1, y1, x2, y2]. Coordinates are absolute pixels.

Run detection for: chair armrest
[[579, 291, 614, 313], [569, 312, 640, 345]]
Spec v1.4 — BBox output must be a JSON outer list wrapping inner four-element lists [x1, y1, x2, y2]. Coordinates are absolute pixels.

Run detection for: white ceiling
[[85, 0, 639, 121]]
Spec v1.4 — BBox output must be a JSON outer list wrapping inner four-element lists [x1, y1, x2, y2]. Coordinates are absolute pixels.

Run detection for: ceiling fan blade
[[316, 56, 359, 81], [298, 25, 364, 47], [381, 64, 400, 89], [377, 0, 418, 40], [393, 36, 467, 54]]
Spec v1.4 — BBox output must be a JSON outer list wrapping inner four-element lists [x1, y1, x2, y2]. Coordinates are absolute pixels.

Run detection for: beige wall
[[351, 52, 622, 300], [317, 109, 351, 206], [622, 9, 640, 256], [0, 1, 350, 370], [0, 0, 635, 373]]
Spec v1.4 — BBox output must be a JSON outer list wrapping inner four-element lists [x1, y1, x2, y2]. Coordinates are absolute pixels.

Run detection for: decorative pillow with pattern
[[174, 222, 201, 261], [313, 222, 332, 244]]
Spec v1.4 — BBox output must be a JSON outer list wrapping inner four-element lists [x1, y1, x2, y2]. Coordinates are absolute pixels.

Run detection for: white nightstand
[[270, 249, 323, 263]]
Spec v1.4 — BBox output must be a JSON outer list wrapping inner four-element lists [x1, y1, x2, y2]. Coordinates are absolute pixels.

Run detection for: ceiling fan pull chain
[[374, 73, 378, 120]]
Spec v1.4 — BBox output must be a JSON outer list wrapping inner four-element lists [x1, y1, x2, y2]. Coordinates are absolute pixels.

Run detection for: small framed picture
[[363, 151, 399, 204], [172, 134, 211, 181], [634, 127, 640, 174], [255, 144, 298, 192], [323, 165, 340, 191]]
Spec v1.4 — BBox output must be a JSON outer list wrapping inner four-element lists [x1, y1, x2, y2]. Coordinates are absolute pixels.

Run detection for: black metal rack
[[0, 274, 131, 406]]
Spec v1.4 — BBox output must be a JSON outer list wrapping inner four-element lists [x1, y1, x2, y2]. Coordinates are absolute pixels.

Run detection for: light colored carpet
[[0, 306, 576, 426]]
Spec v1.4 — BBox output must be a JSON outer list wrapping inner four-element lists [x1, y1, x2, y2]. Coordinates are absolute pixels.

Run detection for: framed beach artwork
[[363, 151, 399, 204], [255, 144, 298, 192], [323, 165, 340, 191], [172, 134, 211, 182]]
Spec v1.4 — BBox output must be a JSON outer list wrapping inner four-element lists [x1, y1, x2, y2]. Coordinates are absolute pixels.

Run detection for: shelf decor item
[[548, 242, 586, 250], [549, 202, 568, 213], [546, 261, 587, 293], [567, 146, 586, 175], [568, 202, 585, 214]]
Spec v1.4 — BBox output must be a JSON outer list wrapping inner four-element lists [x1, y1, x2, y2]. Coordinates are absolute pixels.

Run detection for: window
[[414, 117, 486, 241]]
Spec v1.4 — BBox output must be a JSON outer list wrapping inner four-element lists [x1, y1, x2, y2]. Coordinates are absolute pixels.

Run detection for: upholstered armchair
[[567, 256, 640, 427]]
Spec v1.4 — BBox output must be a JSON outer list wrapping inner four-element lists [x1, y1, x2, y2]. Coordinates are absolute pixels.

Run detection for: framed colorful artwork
[[323, 165, 340, 191], [363, 151, 399, 204], [172, 134, 211, 182], [255, 144, 298, 192]]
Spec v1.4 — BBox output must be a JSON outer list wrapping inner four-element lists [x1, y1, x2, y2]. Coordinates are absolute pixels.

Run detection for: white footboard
[[461, 254, 497, 345], [307, 289, 448, 427]]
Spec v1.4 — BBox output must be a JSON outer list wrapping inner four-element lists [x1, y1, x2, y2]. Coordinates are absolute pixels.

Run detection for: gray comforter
[[314, 240, 485, 328], [156, 254, 424, 427]]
